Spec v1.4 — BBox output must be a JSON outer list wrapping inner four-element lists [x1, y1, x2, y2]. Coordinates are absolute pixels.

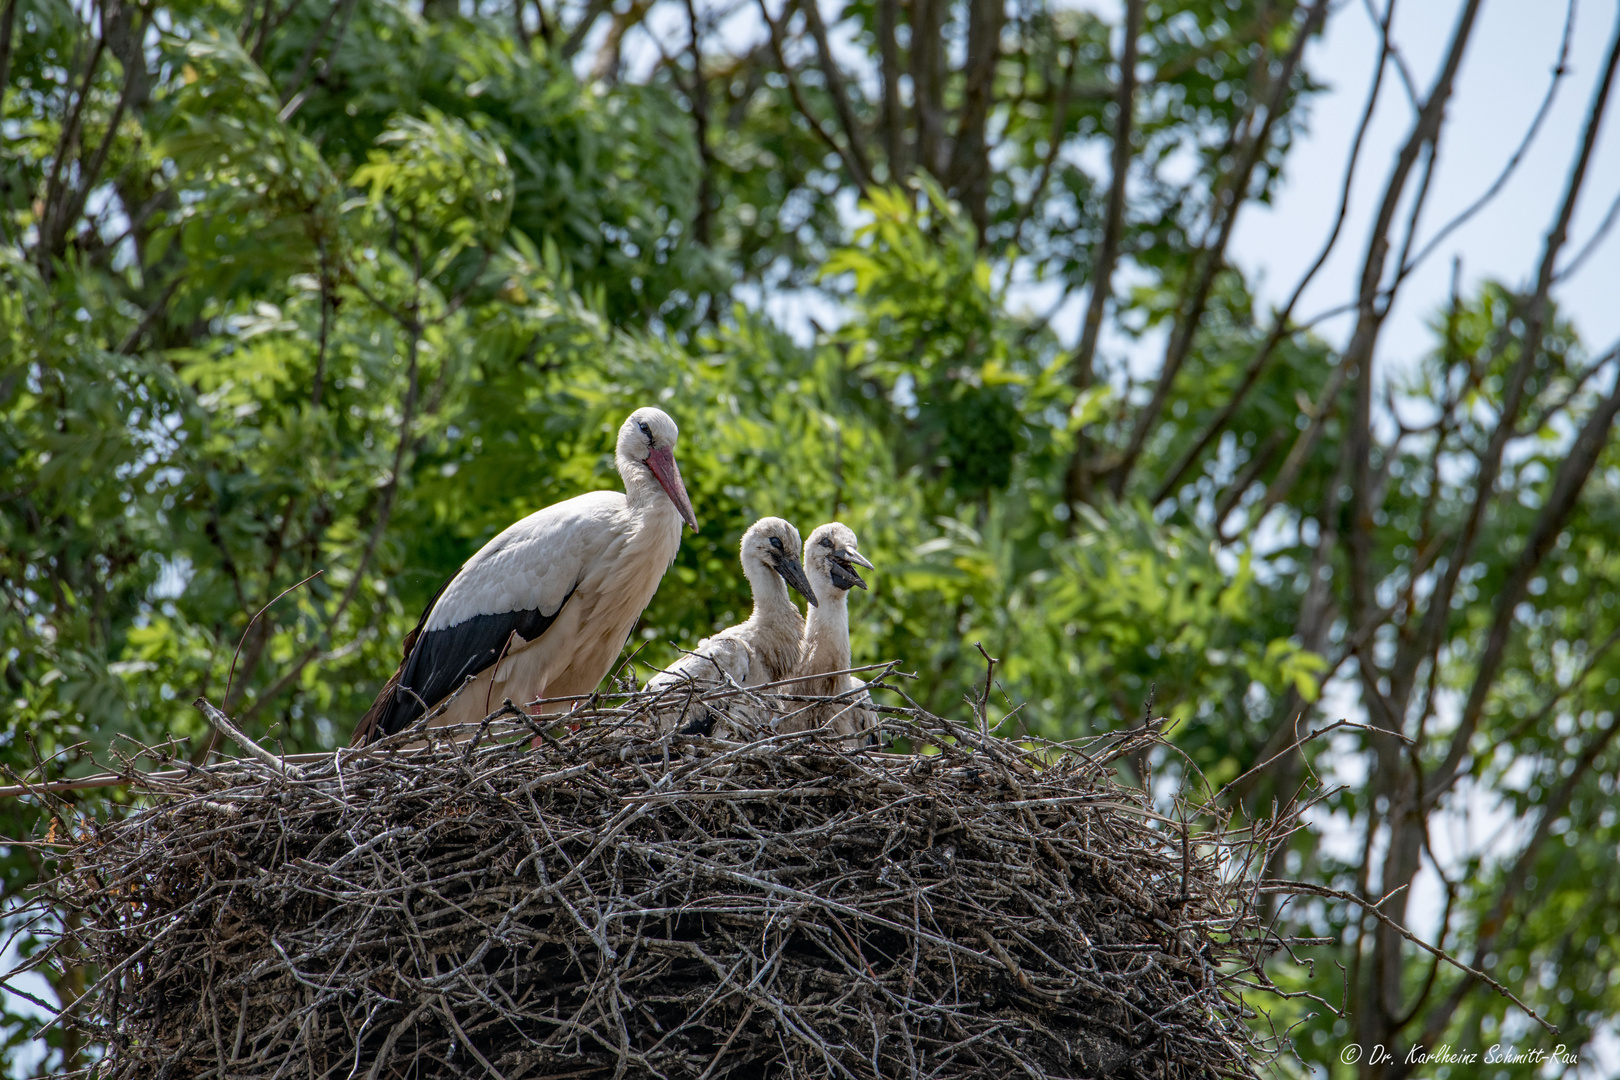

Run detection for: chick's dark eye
[[637, 421, 652, 438], [769, 536, 784, 551], [820, 536, 834, 549]]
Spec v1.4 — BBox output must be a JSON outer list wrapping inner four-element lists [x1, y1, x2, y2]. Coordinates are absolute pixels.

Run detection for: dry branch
[[24, 686, 1315, 1079]]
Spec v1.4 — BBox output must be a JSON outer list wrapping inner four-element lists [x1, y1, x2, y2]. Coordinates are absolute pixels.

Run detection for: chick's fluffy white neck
[[796, 585, 851, 693], [738, 551, 805, 679]]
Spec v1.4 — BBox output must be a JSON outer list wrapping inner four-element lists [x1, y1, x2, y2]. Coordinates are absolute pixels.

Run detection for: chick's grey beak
[[829, 548, 870, 591], [775, 555, 819, 607]]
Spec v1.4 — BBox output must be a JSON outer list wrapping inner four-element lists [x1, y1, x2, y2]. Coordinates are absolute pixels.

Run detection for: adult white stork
[[644, 517, 817, 738], [351, 407, 699, 745], [778, 522, 876, 740]]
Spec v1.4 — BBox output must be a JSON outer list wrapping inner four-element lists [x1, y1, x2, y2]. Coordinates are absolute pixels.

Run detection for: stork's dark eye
[[820, 536, 834, 549], [637, 420, 652, 439], [769, 536, 784, 551]]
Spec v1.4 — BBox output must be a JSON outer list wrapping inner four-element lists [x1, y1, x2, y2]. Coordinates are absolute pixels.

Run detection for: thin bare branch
[[1070, 0, 1141, 396], [1400, 0, 1576, 277], [799, 0, 874, 189], [1109, 0, 1329, 498], [192, 698, 306, 779], [560, 0, 610, 58], [1152, 0, 1397, 506], [1432, 351, 1620, 799], [1398, 4, 1620, 708], [34, 702, 1311, 1077], [1409, 713, 1620, 1052], [1258, 881, 1557, 1035], [943, 0, 1006, 235], [756, 0, 871, 189], [875, 0, 903, 173]]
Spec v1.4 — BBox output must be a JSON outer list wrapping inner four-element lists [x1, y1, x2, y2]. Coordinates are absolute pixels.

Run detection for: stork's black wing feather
[[351, 573, 454, 747], [374, 586, 578, 738]]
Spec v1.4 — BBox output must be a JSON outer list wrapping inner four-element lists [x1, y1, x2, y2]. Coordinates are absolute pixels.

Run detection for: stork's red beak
[[646, 445, 699, 532]]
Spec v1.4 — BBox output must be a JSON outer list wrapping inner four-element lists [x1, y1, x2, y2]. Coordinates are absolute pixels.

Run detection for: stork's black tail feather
[[677, 711, 715, 737], [350, 575, 452, 747]]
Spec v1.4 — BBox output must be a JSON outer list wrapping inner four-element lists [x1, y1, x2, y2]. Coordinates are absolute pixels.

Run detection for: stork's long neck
[[617, 454, 681, 537], [741, 554, 804, 676], [797, 579, 850, 690], [742, 556, 793, 617]]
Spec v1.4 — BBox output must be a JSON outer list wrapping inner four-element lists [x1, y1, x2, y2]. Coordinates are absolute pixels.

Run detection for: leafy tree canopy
[[3, 0, 1619, 1072]]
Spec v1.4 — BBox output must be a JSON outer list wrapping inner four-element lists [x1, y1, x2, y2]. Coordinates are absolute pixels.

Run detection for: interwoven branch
[[31, 689, 1299, 1079]]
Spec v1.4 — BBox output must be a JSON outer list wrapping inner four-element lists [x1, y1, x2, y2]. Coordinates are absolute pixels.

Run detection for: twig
[[28, 687, 1303, 1079], [225, 570, 325, 707], [1257, 880, 1557, 1035], [192, 697, 306, 780]]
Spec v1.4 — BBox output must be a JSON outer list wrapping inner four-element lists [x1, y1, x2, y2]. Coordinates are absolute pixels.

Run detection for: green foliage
[[2, 0, 1618, 1071]]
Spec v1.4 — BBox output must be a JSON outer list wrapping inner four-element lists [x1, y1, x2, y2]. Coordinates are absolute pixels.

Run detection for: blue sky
[[1230, 0, 1620, 371]]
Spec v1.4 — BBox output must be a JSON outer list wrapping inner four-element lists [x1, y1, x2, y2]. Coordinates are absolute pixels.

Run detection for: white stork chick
[[778, 522, 876, 740], [644, 517, 818, 738], [351, 407, 699, 745]]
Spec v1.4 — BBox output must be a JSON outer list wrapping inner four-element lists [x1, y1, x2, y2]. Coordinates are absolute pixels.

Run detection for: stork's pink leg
[[530, 699, 584, 748]]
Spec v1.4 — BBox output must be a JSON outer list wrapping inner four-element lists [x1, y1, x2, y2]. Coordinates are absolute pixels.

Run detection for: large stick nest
[[33, 685, 1294, 1079]]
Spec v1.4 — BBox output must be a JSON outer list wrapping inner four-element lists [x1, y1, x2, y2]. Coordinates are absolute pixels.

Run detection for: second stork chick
[[645, 517, 817, 737], [779, 522, 876, 740]]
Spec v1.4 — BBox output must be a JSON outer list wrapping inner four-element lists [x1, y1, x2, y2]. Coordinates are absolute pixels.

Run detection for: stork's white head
[[803, 522, 874, 594], [616, 407, 699, 532], [741, 517, 817, 606]]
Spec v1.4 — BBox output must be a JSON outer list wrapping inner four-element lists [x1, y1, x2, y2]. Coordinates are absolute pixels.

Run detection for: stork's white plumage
[[778, 522, 876, 740], [645, 517, 817, 737], [352, 407, 699, 745]]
